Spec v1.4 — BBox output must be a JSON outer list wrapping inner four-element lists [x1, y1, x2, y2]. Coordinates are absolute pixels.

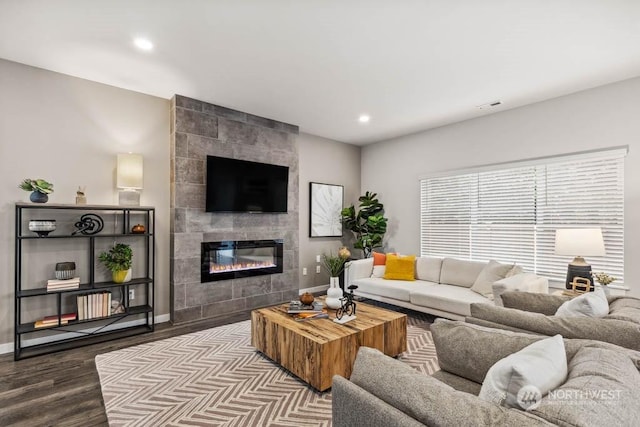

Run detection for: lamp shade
[[117, 153, 143, 189], [554, 228, 605, 257]]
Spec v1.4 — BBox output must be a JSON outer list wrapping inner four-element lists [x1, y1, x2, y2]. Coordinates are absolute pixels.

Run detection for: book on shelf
[[77, 295, 85, 321], [287, 300, 324, 314], [34, 319, 67, 328], [46, 277, 80, 291], [34, 312, 76, 328]]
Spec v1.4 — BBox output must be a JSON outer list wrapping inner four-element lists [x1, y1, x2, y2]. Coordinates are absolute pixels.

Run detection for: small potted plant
[[19, 178, 54, 203], [594, 272, 615, 295], [322, 248, 352, 309], [99, 243, 133, 283]]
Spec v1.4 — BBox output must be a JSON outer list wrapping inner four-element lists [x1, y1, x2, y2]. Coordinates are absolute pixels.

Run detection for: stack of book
[[287, 300, 324, 314], [77, 292, 112, 320], [287, 301, 328, 321], [34, 312, 77, 328], [46, 277, 80, 291]]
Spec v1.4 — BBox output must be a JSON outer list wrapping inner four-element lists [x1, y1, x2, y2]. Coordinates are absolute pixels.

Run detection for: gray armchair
[[466, 292, 640, 351]]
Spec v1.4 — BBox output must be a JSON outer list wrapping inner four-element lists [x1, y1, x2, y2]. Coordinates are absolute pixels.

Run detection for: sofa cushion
[[439, 258, 487, 288], [479, 335, 567, 410], [349, 347, 551, 427], [383, 254, 416, 281], [431, 319, 545, 384], [555, 289, 609, 318], [531, 346, 640, 426], [471, 260, 513, 297], [606, 296, 640, 324], [373, 251, 387, 265], [410, 286, 489, 317], [415, 257, 443, 282], [353, 277, 426, 302]]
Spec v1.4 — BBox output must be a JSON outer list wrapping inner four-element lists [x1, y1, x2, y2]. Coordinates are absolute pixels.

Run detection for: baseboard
[[299, 284, 329, 294], [0, 313, 171, 356]]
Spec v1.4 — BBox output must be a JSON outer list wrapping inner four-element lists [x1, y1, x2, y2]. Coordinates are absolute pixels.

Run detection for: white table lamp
[[117, 153, 143, 206], [554, 228, 605, 290]]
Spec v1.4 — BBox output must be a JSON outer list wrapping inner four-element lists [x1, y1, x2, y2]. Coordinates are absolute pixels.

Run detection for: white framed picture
[[309, 182, 343, 237]]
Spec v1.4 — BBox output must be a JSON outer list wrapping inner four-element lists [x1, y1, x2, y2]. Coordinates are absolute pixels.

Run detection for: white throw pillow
[[371, 265, 385, 278], [470, 260, 513, 297], [479, 335, 568, 410], [555, 289, 609, 318]]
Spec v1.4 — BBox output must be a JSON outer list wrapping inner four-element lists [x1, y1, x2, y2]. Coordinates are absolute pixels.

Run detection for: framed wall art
[[309, 182, 344, 237]]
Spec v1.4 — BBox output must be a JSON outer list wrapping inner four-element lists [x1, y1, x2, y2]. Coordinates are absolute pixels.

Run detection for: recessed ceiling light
[[133, 38, 154, 51], [358, 114, 370, 123]]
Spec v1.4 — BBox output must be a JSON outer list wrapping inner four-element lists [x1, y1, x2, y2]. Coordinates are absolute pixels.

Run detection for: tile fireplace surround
[[170, 95, 300, 324]]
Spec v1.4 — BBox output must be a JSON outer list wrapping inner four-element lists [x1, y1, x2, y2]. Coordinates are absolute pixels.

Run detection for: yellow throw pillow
[[383, 254, 416, 281]]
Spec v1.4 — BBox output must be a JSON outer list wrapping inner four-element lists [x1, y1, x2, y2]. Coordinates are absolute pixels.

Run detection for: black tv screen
[[206, 156, 289, 213]]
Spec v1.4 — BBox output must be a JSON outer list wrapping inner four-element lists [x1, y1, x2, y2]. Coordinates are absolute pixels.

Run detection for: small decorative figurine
[[72, 213, 104, 235], [299, 292, 314, 305], [335, 285, 358, 323], [131, 224, 146, 234], [75, 186, 87, 205]]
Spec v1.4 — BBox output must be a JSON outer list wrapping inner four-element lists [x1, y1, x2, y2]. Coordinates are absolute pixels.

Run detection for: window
[[420, 148, 625, 283]]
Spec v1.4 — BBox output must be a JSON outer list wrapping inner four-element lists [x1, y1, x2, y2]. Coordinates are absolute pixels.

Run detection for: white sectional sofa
[[344, 256, 549, 320]]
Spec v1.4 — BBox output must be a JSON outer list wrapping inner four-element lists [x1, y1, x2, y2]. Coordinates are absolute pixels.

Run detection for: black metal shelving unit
[[14, 203, 155, 360]]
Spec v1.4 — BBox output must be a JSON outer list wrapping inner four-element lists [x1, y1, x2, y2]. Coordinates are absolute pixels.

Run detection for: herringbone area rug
[[96, 314, 438, 427]]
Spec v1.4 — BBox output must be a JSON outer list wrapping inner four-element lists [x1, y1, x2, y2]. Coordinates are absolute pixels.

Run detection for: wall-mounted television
[[206, 156, 289, 213]]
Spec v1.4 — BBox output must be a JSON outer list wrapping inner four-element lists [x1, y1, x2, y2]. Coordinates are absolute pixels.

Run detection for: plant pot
[[326, 277, 343, 309], [112, 269, 132, 284], [30, 191, 48, 203]]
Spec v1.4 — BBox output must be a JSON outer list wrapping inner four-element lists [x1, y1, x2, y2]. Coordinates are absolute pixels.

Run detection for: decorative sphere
[[338, 246, 351, 259], [299, 292, 314, 305]]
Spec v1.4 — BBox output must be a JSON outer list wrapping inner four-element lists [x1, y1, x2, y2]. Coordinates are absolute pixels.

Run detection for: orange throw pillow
[[373, 252, 387, 266], [383, 254, 416, 281]]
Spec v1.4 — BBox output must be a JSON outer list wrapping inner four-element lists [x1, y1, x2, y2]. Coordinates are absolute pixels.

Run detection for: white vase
[[326, 277, 343, 309]]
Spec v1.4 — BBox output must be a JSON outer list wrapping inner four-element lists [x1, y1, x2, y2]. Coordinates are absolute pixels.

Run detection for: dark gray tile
[[175, 108, 218, 138], [186, 281, 233, 307], [246, 114, 278, 129], [218, 117, 259, 145], [173, 283, 186, 310], [172, 257, 201, 284], [175, 158, 205, 184], [232, 276, 271, 298], [274, 121, 299, 134], [171, 208, 187, 233], [175, 184, 205, 209], [203, 103, 247, 122], [173, 233, 202, 259], [202, 298, 246, 318], [173, 306, 202, 324], [255, 127, 292, 151], [283, 289, 299, 301], [187, 134, 233, 160], [245, 292, 285, 310], [175, 132, 188, 157], [271, 271, 297, 292], [188, 211, 234, 233], [175, 95, 203, 111]]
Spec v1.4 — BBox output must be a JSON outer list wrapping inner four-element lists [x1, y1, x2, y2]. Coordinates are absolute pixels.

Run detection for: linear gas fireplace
[[201, 239, 284, 283]]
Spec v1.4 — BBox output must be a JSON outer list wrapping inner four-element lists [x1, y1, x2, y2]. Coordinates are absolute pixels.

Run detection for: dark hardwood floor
[[0, 311, 252, 427]]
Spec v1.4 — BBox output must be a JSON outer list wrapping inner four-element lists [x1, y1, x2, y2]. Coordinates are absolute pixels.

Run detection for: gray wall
[[362, 76, 640, 297], [170, 95, 300, 323], [298, 133, 361, 288], [0, 59, 171, 350]]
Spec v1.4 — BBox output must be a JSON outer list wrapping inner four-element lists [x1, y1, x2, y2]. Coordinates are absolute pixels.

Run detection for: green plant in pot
[[99, 243, 133, 283], [341, 191, 388, 258], [19, 178, 54, 203]]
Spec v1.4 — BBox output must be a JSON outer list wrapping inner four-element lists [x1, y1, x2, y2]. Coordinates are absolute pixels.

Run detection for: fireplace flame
[[210, 261, 276, 274]]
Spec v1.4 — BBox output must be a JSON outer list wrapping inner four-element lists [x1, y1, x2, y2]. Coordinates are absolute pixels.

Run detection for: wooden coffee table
[[251, 299, 407, 391]]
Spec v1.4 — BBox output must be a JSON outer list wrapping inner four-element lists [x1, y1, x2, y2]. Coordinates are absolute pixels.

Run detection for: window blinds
[[420, 149, 625, 283]]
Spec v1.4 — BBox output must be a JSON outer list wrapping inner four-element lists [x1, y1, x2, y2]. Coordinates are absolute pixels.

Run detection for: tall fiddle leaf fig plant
[[340, 191, 388, 258]]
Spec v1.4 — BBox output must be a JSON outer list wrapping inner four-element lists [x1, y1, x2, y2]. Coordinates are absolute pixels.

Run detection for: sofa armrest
[[492, 273, 549, 306], [344, 258, 374, 284], [332, 375, 425, 427]]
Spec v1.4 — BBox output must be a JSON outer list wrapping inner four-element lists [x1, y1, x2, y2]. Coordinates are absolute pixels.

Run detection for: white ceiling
[[1, 1, 640, 145]]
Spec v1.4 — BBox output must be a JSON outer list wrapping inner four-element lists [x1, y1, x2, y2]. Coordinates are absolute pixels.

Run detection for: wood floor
[[0, 311, 252, 427]]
